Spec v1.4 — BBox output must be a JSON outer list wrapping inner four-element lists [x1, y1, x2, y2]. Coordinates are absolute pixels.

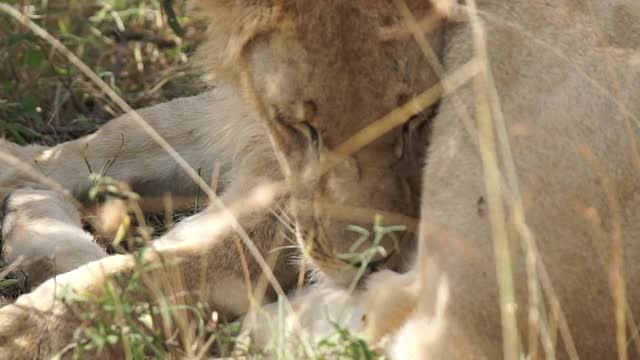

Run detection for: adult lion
[[364, 0, 640, 359]]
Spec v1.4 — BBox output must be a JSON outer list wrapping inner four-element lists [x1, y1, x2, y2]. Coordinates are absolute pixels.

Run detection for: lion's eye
[[304, 121, 322, 150], [394, 115, 418, 159]]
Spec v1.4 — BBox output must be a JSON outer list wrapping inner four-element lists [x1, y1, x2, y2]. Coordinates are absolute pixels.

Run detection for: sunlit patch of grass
[[53, 248, 222, 359], [52, 249, 381, 359], [60, 266, 168, 358]]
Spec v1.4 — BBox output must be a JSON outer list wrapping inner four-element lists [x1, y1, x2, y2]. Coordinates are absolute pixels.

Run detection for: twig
[[108, 29, 178, 49]]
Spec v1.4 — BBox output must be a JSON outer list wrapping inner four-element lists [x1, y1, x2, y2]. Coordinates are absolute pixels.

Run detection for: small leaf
[[17, 96, 42, 123], [19, 95, 38, 113], [8, 32, 30, 45], [53, 65, 71, 76], [106, 334, 119, 345], [2, 81, 12, 94], [0, 279, 18, 288], [57, 18, 71, 35], [6, 126, 27, 145], [23, 47, 46, 69]]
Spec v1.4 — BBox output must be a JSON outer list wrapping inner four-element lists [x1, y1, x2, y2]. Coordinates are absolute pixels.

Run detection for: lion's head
[[193, 0, 444, 286]]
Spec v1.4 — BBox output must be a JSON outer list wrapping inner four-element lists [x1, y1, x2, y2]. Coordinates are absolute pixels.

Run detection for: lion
[[361, 0, 640, 359], [0, 0, 453, 357]]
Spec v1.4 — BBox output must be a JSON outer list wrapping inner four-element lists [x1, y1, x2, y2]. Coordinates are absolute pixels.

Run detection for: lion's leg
[[0, 140, 49, 200], [1, 86, 264, 206], [0, 191, 298, 358], [390, 17, 640, 360], [0, 189, 132, 358], [0, 253, 135, 360], [1, 189, 107, 289]]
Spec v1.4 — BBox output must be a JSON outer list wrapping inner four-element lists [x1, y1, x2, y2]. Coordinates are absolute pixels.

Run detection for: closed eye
[[304, 121, 321, 150]]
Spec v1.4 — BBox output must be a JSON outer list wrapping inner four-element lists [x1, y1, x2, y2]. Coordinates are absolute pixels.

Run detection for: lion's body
[[364, 0, 640, 358], [1, 0, 640, 358]]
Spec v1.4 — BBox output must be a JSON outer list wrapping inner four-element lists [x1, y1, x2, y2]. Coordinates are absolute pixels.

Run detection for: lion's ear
[[191, 0, 282, 80]]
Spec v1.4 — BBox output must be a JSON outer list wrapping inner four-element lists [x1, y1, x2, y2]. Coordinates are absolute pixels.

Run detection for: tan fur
[[248, 285, 368, 351], [0, 141, 47, 199], [0, 1, 442, 357], [1, 189, 106, 288], [0, 0, 445, 280], [0, 87, 274, 202], [0, 194, 300, 358], [364, 0, 640, 358], [191, 0, 442, 285]]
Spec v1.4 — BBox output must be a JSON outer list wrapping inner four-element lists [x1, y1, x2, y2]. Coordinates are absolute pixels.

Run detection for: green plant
[[339, 215, 406, 292], [1, 0, 206, 145]]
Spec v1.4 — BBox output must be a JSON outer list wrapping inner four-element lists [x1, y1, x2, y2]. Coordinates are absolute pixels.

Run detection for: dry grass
[[0, 0, 207, 145]]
